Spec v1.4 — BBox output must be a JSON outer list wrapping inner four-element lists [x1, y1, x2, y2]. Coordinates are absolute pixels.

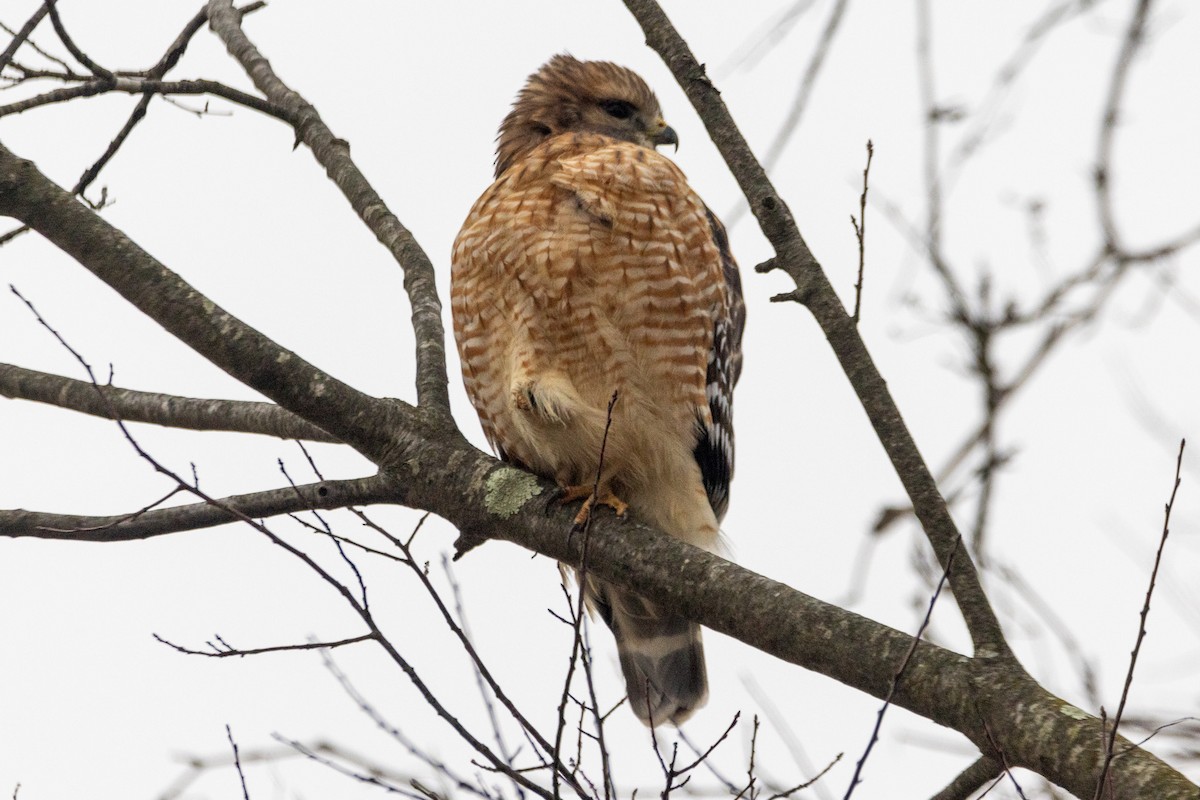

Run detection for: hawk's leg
[[559, 483, 629, 526]]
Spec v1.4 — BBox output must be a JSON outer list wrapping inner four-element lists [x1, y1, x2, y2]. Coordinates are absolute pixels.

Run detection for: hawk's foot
[[559, 483, 629, 526]]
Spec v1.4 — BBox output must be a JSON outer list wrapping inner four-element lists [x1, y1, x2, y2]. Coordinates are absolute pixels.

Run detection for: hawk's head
[[495, 54, 679, 178]]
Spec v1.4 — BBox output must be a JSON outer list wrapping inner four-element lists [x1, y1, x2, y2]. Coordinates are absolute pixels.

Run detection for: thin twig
[[850, 139, 873, 323], [1095, 0, 1155, 255], [760, 0, 850, 173], [275, 736, 423, 798], [981, 721, 1028, 800], [348, 510, 579, 795], [927, 756, 1000, 800], [226, 725, 251, 800], [1093, 438, 1185, 799], [154, 632, 374, 658], [278, 458, 369, 611], [554, 389, 619, 800], [844, 537, 961, 798], [442, 555, 519, 780], [320, 652, 491, 800], [674, 713, 741, 779], [735, 715, 760, 800], [580, 621, 614, 800], [767, 753, 842, 800], [0, 2, 270, 244], [0, 77, 293, 119], [742, 674, 834, 800], [725, 0, 850, 226]]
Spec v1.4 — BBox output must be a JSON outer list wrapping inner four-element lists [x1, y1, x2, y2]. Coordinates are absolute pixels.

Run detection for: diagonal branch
[[0, 473, 398, 542], [0, 363, 341, 441], [0, 3, 49, 73], [204, 0, 450, 413], [619, 0, 1008, 660], [1095, 0, 1154, 255], [759, 0, 850, 173], [45, 0, 113, 80]]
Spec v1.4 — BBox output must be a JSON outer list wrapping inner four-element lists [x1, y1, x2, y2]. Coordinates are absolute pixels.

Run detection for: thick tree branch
[[0, 363, 340, 441], [619, 0, 1007, 660], [0, 474, 397, 542], [440, 456, 1195, 799], [204, 0, 451, 413]]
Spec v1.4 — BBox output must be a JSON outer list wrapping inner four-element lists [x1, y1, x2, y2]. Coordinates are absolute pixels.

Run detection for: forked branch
[[205, 0, 451, 413]]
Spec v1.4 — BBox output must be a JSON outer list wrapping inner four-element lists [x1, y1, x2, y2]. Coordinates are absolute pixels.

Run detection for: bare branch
[[844, 538, 960, 798], [759, 0, 850, 173], [0, 473, 398, 542], [1095, 0, 1155, 255], [226, 725, 251, 800], [45, 0, 113, 80], [914, 0, 968, 318], [0, 4, 49, 74], [275, 736, 422, 798], [742, 674, 835, 800], [850, 139, 872, 323], [1094, 439, 1186, 798], [767, 753, 842, 800], [0, 76, 294, 121], [155, 632, 374, 658], [554, 390, 618, 797], [0, 363, 340, 441]]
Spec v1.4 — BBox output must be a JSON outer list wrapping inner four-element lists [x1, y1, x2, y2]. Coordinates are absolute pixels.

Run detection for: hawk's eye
[[599, 99, 636, 120]]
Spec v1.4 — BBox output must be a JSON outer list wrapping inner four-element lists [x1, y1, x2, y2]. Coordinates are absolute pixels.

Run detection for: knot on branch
[[452, 527, 490, 560]]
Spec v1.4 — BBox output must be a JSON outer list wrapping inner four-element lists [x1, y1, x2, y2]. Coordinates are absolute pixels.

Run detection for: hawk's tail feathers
[[590, 582, 708, 726]]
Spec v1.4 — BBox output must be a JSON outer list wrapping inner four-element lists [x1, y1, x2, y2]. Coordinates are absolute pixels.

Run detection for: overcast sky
[[2, 1, 1198, 798]]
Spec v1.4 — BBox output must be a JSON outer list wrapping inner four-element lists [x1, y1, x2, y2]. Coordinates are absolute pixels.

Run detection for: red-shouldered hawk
[[451, 54, 745, 726]]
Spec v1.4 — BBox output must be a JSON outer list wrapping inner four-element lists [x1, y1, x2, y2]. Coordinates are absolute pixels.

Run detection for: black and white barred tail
[[588, 579, 707, 726]]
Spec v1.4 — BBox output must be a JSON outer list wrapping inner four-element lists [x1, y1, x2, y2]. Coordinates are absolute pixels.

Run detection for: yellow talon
[[560, 484, 628, 525]]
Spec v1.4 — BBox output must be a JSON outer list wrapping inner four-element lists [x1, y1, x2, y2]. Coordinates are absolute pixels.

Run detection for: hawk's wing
[[694, 208, 745, 523]]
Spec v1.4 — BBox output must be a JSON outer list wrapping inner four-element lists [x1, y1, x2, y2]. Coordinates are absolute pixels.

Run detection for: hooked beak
[[652, 124, 679, 152]]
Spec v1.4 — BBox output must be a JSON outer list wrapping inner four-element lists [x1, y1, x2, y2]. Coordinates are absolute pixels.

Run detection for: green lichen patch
[[485, 467, 542, 519], [1059, 703, 1091, 721]]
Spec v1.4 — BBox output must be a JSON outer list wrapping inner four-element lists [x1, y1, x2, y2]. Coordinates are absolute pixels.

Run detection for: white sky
[[1, 1, 1198, 798]]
